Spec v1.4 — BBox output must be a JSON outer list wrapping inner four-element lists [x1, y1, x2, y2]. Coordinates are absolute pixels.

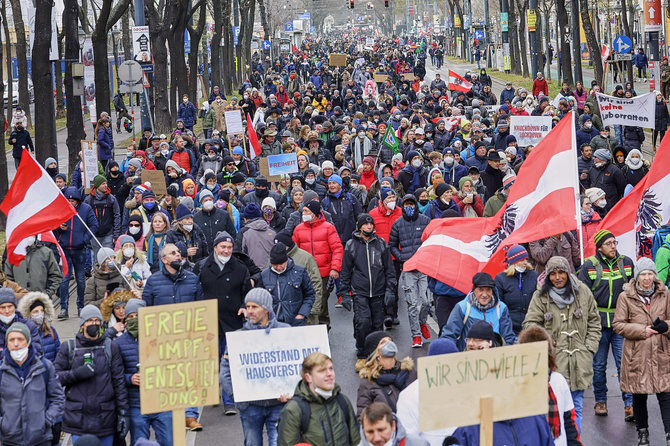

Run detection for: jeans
[[59, 248, 88, 312], [239, 404, 283, 446], [571, 390, 584, 433], [353, 295, 385, 357], [185, 407, 199, 419], [633, 392, 670, 432], [72, 435, 113, 446], [592, 328, 632, 406], [218, 336, 235, 405], [129, 406, 172, 445], [401, 270, 429, 337], [637, 66, 647, 79]]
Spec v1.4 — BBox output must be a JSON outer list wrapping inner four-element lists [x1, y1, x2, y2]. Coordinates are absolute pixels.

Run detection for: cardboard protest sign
[[141, 169, 167, 197], [596, 92, 655, 128], [226, 325, 331, 402], [418, 342, 548, 432], [267, 153, 298, 177], [329, 53, 347, 66], [373, 73, 388, 83], [259, 157, 283, 183], [80, 141, 98, 191], [509, 116, 552, 147], [224, 110, 244, 134], [138, 300, 219, 414]]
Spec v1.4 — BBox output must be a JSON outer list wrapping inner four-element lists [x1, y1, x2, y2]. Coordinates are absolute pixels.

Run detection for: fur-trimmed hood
[[100, 289, 135, 322], [358, 356, 414, 381], [16, 291, 55, 324], [115, 247, 147, 263]]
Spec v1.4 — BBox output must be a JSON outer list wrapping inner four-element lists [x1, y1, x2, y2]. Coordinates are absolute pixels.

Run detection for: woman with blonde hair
[[144, 212, 170, 272], [495, 245, 539, 334]]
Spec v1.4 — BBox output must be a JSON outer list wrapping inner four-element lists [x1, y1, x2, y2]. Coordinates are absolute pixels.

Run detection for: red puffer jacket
[[293, 214, 344, 277], [369, 201, 402, 243]]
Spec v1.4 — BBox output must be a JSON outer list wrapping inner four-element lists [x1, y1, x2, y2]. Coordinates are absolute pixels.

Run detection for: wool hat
[[594, 229, 615, 248], [245, 177, 257, 185], [128, 159, 142, 171], [180, 196, 194, 211], [199, 189, 214, 203], [142, 189, 156, 201], [402, 194, 417, 205], [362, 331, 391, 358], [96, 247, 116, 266], [242, 203, 262, 220], [581, 114, 592, 124], [458, 176, 473, 190], [585, 187, 606, 204], [79, 304, 102, 326], [261, 197, 276, 210], [427, 338, 458, 356], [468, 320, 495, 342], [321, 160, 334, 170], [380, 176, 395, 187], [506, 245, 529, 265], [472, 272, 495, 288], [502, 173, 516, 189], [93, 174, 107, 190], [304, 200, 322, 216], [357, 213, 375, 229], [0, 288, 17, 307], [274, 230, 296, 250], [124, 298, 146, 317], [379, 187, 395, 202], [270, 242, 289, 264], [255, 176, 269, 188], [435, 182, 452, 198], [213, 231, 234, 247], [593, 148, 612, 162], [406, 150, 420, 162], [505, 146, 517, 157], [635, 257, 657, 278], [44, 157, 57, 168], [545, 256, 571, 275], [222, 155, 234, 165], [362, 156, 376, 166], [175, 203, 192, 221], [166, 183, 179, 198], [6, 322, 30, 344], [118, 235, 135, 248], [233, 146, 244, 156], [244, 288, 273, 312], [328, 174, 343, 187]]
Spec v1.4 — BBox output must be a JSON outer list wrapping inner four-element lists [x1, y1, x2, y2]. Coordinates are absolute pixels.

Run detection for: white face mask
[[32, 313, 45, 325], [584, 123, 592, 129], [123, 247, 135, 258], [594, 162, 604, 168], [203, 201, 214, 211], [596, 199, 607, 208], [128, 226, 141, 235], [0, 313, 15, 325], [412, 159, 422, 168], [206, 183, 216, 190], [161, 149, 169, 156], [302, 214, 313, 222], [441, 197, 451, 205], [10, 347, 28, 363], [305, 178, 315, 185], [444, 156, 454, 166], [182, 224, 193, 232], [313, 386, 333, 399], [386, 201, 396, 210], [217, 255, 231, 264], [515, 265, 527, 273]]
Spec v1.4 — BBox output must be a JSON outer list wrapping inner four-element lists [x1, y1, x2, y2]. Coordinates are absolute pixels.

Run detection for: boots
[[637, 428, 649, 446], [666, 432, 670, 446]]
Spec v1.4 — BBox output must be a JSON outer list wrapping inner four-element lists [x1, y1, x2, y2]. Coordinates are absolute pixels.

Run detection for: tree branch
[[106, 0, 132, 32]]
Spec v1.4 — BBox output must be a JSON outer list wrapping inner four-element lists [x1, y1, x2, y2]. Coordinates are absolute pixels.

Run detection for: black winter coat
[[656, 100, 670, 130], [340, 232, 396, 298], [165, 224, 209, 262], [322, 191, 363, 244], [388, 212, 431, 262], [587, 162, 626, 212], [193, 208, 237, 249], [494, 270, 540, 334]]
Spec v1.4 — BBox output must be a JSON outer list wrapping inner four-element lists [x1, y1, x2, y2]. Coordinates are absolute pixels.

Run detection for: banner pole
[[479, 395, 494, 446], [570, 111, 585, 263]]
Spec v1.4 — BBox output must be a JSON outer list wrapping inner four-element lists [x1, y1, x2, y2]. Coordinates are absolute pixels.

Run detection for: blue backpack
[[652, 224, 670, 261]]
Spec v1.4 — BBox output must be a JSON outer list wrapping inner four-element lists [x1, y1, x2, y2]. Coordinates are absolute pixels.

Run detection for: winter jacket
[[259, 260, 315, 325], [0, 312, 42, 355], [613, 278, 670, 394], [453, 193, 485, 217], [528, 234, 581, 275], [340, 231, 396, 298], [8, 128, 34, 159], [114, 331, 141, 408], [5, 243, 62, 297], [577, 252, 634, 328], [440, 293, 517, 350], [494, 270, 540, 334], [424, 198, 462, 219], [482, 190, 507, 218], [54, 333, 128, 437], [356, 357, 415, 415], [396, 165, 428, 195], [286, 243, 323, 307], [55, 188, 99, 250], [16, 292, 60, 362], [388, 212, 431, 263], [196, 254, 251, 334], [587, 161, 626, 213], [83, 267, 127, 308], [241, 190, 282, 209], [322, 191, 363, 244], [236, 218, 276, 270], [0, 348, 65, 446], [165, 224, 209, 263], [83, 190, 121, 239], [622, 125, 645, 152], [168, 149, 197, 176], [500, 87, 516, 104], [452, 415, 554, 446], [142, 267, 205, 306], [522, 278, 601, 391], [655, 100, 670, 130], [465, 154, 488, 172], [369, 201, 402, 243], [532, 78, 548, 97], [440, 163, 469, 189], [576, 127, 599, 149], [277, 380, 360, 446], [193, 208, 237, 249], [480, 165, 504, 201], [202, 107, 215, 129], [285, 206, 333, 234], [177, 101, 197, 127], [292, 215, 343, 277], [96, 127, 114, 161], [589, 133, 619, 153]]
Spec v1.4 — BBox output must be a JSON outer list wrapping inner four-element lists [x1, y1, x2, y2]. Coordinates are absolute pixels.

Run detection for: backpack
[[66, 337, 112, 370], [585, 255, 628, 290], [292, 393, 351, 442], [457, 301, 501, 343], [652, 224, 670, 261], [0, 356, 51, 408], [657, 240, 670, 285]]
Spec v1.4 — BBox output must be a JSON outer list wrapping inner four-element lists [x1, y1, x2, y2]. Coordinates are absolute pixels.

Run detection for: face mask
[[123, 247, 135, 258], [245, 187, 255, 193], [209, 155, 218, 161], [235, 159, 242, 165], [126, 317, 139, 338], [596, 199, 607, 208], [263, 208, 274, 217], [182, 224, 193, 232], [216, 200, 227, 209], [426, 132, 433, 138], [584, 123, 592, 129], [419, 199, 429, 206], [109, 170, 120, 178], [126, 152, 134, 158], [32, 313, 44, 325], [404, 205, 416, 217], [441, 197, 451, 205], [386, 201, 396, 210], [10, 347, 28, 363], [362, 229, 374, 237], [305, 178, 315, 185], [106, 260, 117, 269], [217, 255, 231, 264], [302, 214, 313, 222], [594, 162, 604, 168], [169, 260, 184, 270], [444, 156, 454, 166], [161, 149, 169, 156], [412, 159, 422, 169], [380, 340, 398, 357], [85, 324, 101, 338], [256, 188, 269, 198], [25, 236, 36, 246], [144, 201, 156, 210], [313, 386, 333, 399], [358, 133, 365, 139], [203, 201, 214, 211], [183, 99, 188, 103], [514, 265, 527, 273], [0, 313, 14, 325], [129, 226, 141, 235]]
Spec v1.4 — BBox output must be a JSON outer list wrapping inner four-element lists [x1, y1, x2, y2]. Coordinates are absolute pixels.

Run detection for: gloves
[[384, 289, 397, 308], [341, 296, 353, 312], [652, 317, 669, 334], [117, 411, 129, 437], [73, 363, 95, 381]]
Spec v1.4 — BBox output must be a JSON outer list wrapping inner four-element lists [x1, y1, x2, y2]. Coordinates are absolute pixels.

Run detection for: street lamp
[[78, 26, 86, 63]]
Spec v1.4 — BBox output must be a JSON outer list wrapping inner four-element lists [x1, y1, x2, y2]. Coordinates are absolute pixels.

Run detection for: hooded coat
[[356, 357, 416, 415], [5, 243, 62, 297], [292, 215, 344, 277], [83, 266, 127, 308], [237, 218, 277, 270], [17, 292, 60, 362]]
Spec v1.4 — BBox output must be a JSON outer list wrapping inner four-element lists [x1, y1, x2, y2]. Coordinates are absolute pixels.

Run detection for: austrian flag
[[448, 70, 473, 92]]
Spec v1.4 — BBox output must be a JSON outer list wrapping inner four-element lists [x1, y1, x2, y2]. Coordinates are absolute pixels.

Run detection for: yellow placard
[[418, 342, 548, 432], [527, 9, 537, 31], [454, 15, 462, 28], [329, 53, 348, 67], [139, 300, 219, 414]]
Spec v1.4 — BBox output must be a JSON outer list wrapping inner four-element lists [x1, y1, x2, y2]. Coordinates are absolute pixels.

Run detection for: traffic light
[[385, 0, 389, 6]]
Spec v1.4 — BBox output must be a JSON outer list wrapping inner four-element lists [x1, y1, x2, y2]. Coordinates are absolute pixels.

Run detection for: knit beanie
[[593, 148, 612, 162], [213, 231, 234, 247], [594, 229, 615, 248], [328, 174, 343, 187], [545, 256, 571, 275], [79, 304, 102, 326], [199, 189, 214, 203], [427, 338, 458, 356], [270, 242, 289, 265], [274, 230, 295, 250], [118, 235, 135, 248], [635, 257, 657, 279], [303, 190, 319, 203], [379, 187, 395, 202], [505, 245, 529, 265], [435, 182, 451, 198], [96, 247, 116, 266], [584, 187, 605, 205], [6, 322, 30, 344], [458, 176, 473, 190], [242, 203, 262, 220], [304, 200, 322, 216], [124, 298, 146, 317], [0, 288, 17, 307], [244, 288, 273, 312], [93, 175, 107, 190], [175, 203, 192, 221]]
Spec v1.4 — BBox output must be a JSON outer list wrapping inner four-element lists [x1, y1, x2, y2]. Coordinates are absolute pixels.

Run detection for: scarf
[[146, 231, 166, 268], [635, 282, 655, 306], [547, 379, 561, 439], [581, 209, 595, 224], [548, 282, 575, 309], [625, 156, 643, 170], [353, 137, 372, 168], [404, 165, 422, 194], [468, 291, 497, 313]]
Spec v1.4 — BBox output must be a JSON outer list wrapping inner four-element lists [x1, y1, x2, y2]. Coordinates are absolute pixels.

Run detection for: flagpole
[[74, 213, 135, 289], [570, 111, 585, 263]]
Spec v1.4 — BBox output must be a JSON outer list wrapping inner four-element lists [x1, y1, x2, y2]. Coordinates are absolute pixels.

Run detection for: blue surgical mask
[[144, 201, 156, 210]]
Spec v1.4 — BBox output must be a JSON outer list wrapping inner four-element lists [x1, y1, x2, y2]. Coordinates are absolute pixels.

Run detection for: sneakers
[[420, 324, 431, 339], [224, 404, 237, 416], [335, 296, 342, 308], [594, 401, 608, 416], [185, 417, 203, 431], [637, 428, 649, 446], [392, 317, 400, 326], [384, 317, 394, 328], [57, 310, 68, 320], [625, 405, 634, 422], [412, 336, 423, 348]]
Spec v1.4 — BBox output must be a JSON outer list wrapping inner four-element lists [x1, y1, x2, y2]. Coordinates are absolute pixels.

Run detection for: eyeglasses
[[128, 224, 141, 228], [227, 162, 235, 166], [602, 240, 618, 247]]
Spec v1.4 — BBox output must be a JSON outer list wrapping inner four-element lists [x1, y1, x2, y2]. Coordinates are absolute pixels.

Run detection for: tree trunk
[[2, 1, 14, 130], [257, 0, 269, 65], [508, 1, 522, 75], [8, 0, 30, 128], [556, 0, 573, 85], [222, 0, 234, 95], [91, 0, 113, 118], [201, 35, 209, 96], [168, 0, 189, 116], [64, 0, 86, 176], [542, 5, 552, 80], [580, 0, 602, 84], [33, 0, 57, 163], [516, 0, 530, 78], [122, 10, 132, 61], [211, 0, 222, 91], [145, 0, 174, 133], [536, 10, 545, 77], [0, 11, 8, 202], [187, 1, 206, 104], [621, 0, 634, 85]]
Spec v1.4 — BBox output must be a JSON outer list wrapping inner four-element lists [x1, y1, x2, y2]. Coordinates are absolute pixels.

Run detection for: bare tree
[[64, 0, 86, 176], [186, 0, 206, 102], [0, 6, 8, 203], [8, 0, 30, 127], [33, 0, 57, 163], [579, 0, 602, 84], [210, 0, 223, 91], [1, 1, 13, 127], [515, 0, 530, 77], [556, 0, 573, 85]]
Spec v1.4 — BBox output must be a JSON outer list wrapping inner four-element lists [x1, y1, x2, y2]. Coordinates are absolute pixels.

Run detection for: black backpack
[[291, 393, 351, 442]]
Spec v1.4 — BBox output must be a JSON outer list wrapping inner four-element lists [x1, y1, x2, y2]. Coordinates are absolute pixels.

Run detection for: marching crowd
[[3, 34, 670, 446]]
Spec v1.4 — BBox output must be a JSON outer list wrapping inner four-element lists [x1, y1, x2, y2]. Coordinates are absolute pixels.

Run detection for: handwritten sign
[[509, 116, 552, 147], [80, 140, 98, 191], [329, 53, 347, 67], [141, 169, 167, 197], [267, 153, 298, 177], [418, 342, 548, 432], [224, 110, 244, 134], [596, 92, 655, 128], [226, 325, 331, 402], [138, 300, 219, 414]]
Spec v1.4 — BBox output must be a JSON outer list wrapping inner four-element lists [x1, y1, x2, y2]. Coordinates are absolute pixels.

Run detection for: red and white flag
[[448, 70, 473, 92], [0, 149, 76, 266], [601, 44, 610, 68], [247, 113, 262, 160], [432, 116, 462, 133], [585, 135, 670, 260], [14, 231, 68, 276], [404, 113, 580, 293]]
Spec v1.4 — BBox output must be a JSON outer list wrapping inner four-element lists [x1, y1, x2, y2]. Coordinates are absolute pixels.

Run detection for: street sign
[[184, 29, 190, 53], [474, 30, 483, 40], [614, 53, 633, 61], [233, 26, 240, 46], [644, 0, 662, 31], [118, 60, 143, 84], [310, 26, 316, 34], [142, 72, 150, 88], [357, 16, 363, 22], [132, 26, 151, 63], [500, 12, 508, 32], [141, 64, 154, 73], [284, 22, 293, 32], [261, 40, 271, 50], [613, 35, 632, 53], [299, 12, 311, 20]]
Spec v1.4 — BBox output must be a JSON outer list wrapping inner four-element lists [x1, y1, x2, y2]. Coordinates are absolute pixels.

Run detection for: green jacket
[[662, 63, 670, 83], [277, 380, 360, 446], [483, 190, 506, 217], [523, 278, 601, 391], [655, 234, 670, 284], [4, 244, 63, 297], [202, 108, 215, 129], [287, 244, 323, 316]]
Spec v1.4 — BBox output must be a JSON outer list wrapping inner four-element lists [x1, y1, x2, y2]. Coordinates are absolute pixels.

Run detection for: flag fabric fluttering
[[601, 44, 611, 69], [246, 113, 262, 160], [0, 149, 77, 266], [432, 116, 463, 133], [381, 121, 401, 154], [13, 231, 69, 276], [448, 70, 473, 92], [404, 113, 580, 293]]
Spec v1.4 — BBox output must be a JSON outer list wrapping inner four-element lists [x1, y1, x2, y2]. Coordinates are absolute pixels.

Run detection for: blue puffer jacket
[[388, 211, 431, 262], [440, 293, 517, 351], [40, 329, 61, 363], [114, 331, 140, 408], [453, 415, 554, 445], [259, 260, 316, 325], [55, 187, 99, 250], [142, 267, 205, 306], [424, 198, 462, 219], [177, 102, 197, 127], [0, 312, 42, 355], [97, 126, 114, 161], [494, 270, 539, 334]]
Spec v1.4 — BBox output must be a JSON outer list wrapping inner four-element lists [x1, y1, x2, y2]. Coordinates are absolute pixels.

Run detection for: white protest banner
[[596, 92, 655, 128], [80, 141, 98, 191], [418, 342, 548, 432], [226, 325, 331, 402], [509, 116, 552, 147], [224, 110, 244, 134]]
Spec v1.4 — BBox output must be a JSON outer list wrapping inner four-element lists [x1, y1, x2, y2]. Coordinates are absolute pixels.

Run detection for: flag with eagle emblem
[[448, 70, 473, 92]]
